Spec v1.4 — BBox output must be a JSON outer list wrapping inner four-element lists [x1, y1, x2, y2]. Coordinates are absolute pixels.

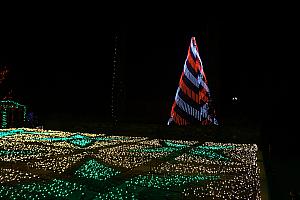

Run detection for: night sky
[[0, 8, 296, 130]]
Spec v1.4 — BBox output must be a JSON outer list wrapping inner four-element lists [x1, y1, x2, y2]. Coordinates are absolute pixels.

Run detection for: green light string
[[163, 140, 189, 148], [75, 159, 121, 181], [34, 133, 93, 148], [1, 109, 7, 128], [0, 100, 25, 108], [95, 187, 138, 200], [0, 129, 24, 137], [35, 134, 130, 147], [190, 148, 230, 161]]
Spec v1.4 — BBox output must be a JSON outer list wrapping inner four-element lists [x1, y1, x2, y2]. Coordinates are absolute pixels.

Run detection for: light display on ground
[[0, 179, 86, 200], [0, 128, 263, 199], [75, 159, 121, 181]]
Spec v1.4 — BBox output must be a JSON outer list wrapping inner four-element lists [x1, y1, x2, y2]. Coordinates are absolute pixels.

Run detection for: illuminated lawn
[[0, 128, 263, 199]]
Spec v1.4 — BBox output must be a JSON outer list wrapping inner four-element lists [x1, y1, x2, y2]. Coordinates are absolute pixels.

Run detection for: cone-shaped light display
[[168, 37, 218, 126]]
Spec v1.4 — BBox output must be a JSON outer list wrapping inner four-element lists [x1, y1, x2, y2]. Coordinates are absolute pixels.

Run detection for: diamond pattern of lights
[[0, 128, 263, 199]]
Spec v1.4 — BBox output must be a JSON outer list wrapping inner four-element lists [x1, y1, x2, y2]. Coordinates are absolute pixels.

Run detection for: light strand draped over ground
[[0, 128, 263, 199]]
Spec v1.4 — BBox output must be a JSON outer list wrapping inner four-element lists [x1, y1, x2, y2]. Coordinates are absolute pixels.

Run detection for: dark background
[[0, 6, 297, 136], [1, 5, 299, 199]]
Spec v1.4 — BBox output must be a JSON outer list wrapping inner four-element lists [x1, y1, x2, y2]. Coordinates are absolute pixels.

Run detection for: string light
[[111, 33, 119, 126], [0, 100, 27, 128], [0, 128, 262, 199]]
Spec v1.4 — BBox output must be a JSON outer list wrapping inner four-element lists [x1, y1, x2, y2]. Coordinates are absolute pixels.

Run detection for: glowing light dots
[[75, 159, 121, 181], [0, 65, 9, 84], [0, 100, 27, 128], [111, 33, 121, 126], [0, 128, 262, 199], [153, 142, 261, 199], [232, 96, 238, 101], [0, 168, 40, 184], [95, 174, 219, 199], [0, 179, 86, 200], [95, 139, 183, 169]]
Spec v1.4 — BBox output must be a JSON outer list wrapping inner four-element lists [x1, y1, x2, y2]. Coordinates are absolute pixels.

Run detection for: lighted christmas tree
[[168, 37, 218, 126]]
